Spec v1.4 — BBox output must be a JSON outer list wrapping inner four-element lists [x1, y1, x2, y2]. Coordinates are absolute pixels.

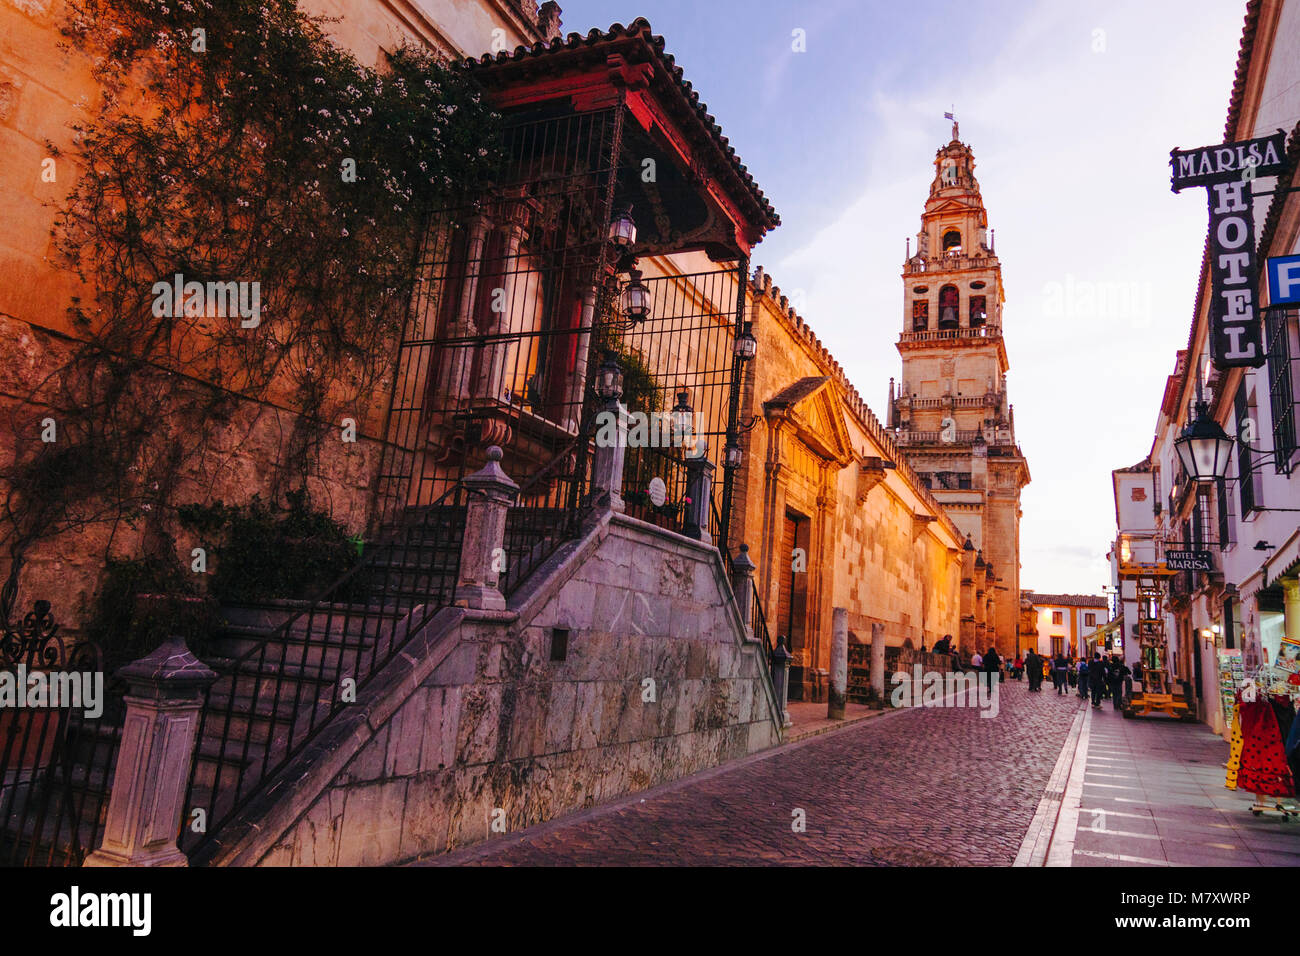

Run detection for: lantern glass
[[596, 350, 623, 402], [621, 269, 652, 325], [608, 207, 636, 248], [734, 322, 757, 360], [1174, 403, 1233, 481], [724, 442, 743, 469]]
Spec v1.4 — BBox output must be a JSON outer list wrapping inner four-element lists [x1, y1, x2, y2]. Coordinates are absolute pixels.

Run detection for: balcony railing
[[899, 326, 1001, 344], [904, 254, 998, 275]]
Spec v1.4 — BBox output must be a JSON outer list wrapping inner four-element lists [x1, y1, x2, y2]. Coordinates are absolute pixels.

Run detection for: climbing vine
[[0, 0, 502, 607]]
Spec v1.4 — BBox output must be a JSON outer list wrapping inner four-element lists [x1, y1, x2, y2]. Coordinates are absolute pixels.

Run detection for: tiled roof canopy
[[461, 19, 779, 242]]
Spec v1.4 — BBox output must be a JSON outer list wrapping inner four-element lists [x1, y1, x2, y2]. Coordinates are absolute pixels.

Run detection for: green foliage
[[0, 0, 503, 595], [85, 556, 217, 670], [591, 325, 663, 416], [178, 489, 358, 604]]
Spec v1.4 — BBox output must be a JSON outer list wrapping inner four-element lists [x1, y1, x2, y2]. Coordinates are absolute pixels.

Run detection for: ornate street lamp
[[1174, 401, 1233, 482], [595, 350, 623, 402], [608, 205, 637, 249], [620, 268, 652, 325], [671, 389, 693, 448], [733, 321, 757, 361], [724, 439, 743, 469]]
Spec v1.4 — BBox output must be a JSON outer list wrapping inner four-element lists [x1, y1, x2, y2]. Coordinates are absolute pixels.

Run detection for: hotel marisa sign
[[1170, 130, 1289, 369]]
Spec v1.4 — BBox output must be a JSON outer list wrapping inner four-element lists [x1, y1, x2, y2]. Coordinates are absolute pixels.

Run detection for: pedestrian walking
[[1025, 649, 1040, 692], [1053, 653, 1069, 694], [984, 646, 1001, 684], [970, 650, 983, 674], [1109, 655, 1130, 711], [1013, 655, 1024, 680], [1090, 653, 1107, 708], [1078, 657, 1090, 699]]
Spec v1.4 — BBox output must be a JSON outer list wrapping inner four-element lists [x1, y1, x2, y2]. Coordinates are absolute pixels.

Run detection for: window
[[1216, 477, 1236, 550], [1051, 636, 1065, 657], [1051, 611, 1063, 626], [912, 299, 929, 331], [938, 285, 960, 329], [1235, 376, 1263, 513], [1265, 308, 1297, 473], [1085, 613, 1096, 627], [943, 230, 962, 254], [969, 295, 987, 328]]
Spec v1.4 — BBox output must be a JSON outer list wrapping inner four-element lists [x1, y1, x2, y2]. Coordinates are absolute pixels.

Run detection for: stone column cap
[[464, 446, 520, 496], [732, 542, 756, 575], [118, 635, 217, 696]]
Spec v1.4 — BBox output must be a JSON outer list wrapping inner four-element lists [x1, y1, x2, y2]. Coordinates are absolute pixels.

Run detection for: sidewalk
[[1023, 700, 1300, 866], [783, 700, 883, 742]]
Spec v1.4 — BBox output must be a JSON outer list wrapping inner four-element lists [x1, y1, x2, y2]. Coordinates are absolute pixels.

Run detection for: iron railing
[[0, 598, 123, 866], [180, 484, 467, 861]]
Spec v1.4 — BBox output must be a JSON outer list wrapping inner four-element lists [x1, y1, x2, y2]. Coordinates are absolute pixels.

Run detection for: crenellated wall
[[732, 266, 964, 701]]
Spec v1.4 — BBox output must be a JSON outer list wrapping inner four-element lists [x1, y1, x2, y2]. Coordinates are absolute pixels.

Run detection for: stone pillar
[[474, 218, 527, 404], [564, 285, 600, 431], [443, 213, 492, 404], [683, 455, 714, 543], [769, 638, 793, 728], [85, 637, 216, 867], [870, 621, 886, 701], [828, 607, 848, 719], [455, 446, 519, 611], [589, 400, 627, 514], [731, 543, 756, 641]]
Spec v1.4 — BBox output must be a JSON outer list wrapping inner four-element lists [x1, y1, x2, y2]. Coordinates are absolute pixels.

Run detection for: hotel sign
[[1170, 130, 1289, 370], [1165, 549, 1214, 572]]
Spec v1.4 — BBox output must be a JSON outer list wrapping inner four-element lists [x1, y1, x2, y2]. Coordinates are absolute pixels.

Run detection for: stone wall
[[206, 511, 780, 866], [733, 267, 964, 702], [0, 0, 549, 623]]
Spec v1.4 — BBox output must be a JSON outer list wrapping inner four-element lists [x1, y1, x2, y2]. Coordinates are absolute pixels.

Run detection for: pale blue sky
[[559, 0, 1252, 594]]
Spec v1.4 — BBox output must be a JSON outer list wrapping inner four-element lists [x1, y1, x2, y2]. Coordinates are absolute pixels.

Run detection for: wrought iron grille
[[1264, 307, 1298, 474], [0, 599, 123, 866], [607, 265, 746, 537], [181, 484, 467, 863], [373, 105, 625, 530]]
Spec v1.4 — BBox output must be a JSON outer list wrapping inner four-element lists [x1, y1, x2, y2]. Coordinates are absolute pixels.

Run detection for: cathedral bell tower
[[890, 122, 1030, 657]]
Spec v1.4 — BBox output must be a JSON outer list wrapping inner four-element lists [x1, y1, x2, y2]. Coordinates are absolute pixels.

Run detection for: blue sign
[[1268, 255, 1300, 307]]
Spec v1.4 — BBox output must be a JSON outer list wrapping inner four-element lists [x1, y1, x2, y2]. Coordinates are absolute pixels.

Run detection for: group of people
[[931, 640, 1138, 713], [934, 635, 1002, 683], [1009, 649, 1139, 710]]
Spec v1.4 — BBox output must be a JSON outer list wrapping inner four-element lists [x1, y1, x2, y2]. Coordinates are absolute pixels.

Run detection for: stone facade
[[0, 0, 560, 626], [889, 123, 1031, 656], [732, 269, 964, 702], [202, 511, 779, 866]]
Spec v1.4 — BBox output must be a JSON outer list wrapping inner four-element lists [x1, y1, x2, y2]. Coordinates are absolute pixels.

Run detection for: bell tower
[[889, 122, 1030, 657]]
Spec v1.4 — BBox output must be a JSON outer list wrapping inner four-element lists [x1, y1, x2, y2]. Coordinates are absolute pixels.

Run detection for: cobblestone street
[[428, 680, 1085, 866]]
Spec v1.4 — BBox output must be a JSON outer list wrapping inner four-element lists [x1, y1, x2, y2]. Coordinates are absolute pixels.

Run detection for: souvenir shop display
[[1228, 663, 1300, 819], [1218, 649, 1243, 732]]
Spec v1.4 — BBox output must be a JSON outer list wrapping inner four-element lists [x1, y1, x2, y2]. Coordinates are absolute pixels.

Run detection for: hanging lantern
[[671, 389, 693, 449], [733, 321, 757, 360], [595, 350, 624, 402], [1173, 402, 1233, 482], [621, 268, 652, 325], [608, 205, 636, 249], [724, 440, 743, 469]]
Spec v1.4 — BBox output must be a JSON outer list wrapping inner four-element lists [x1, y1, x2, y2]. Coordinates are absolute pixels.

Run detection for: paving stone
[[428, 681, 1081, 866]]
